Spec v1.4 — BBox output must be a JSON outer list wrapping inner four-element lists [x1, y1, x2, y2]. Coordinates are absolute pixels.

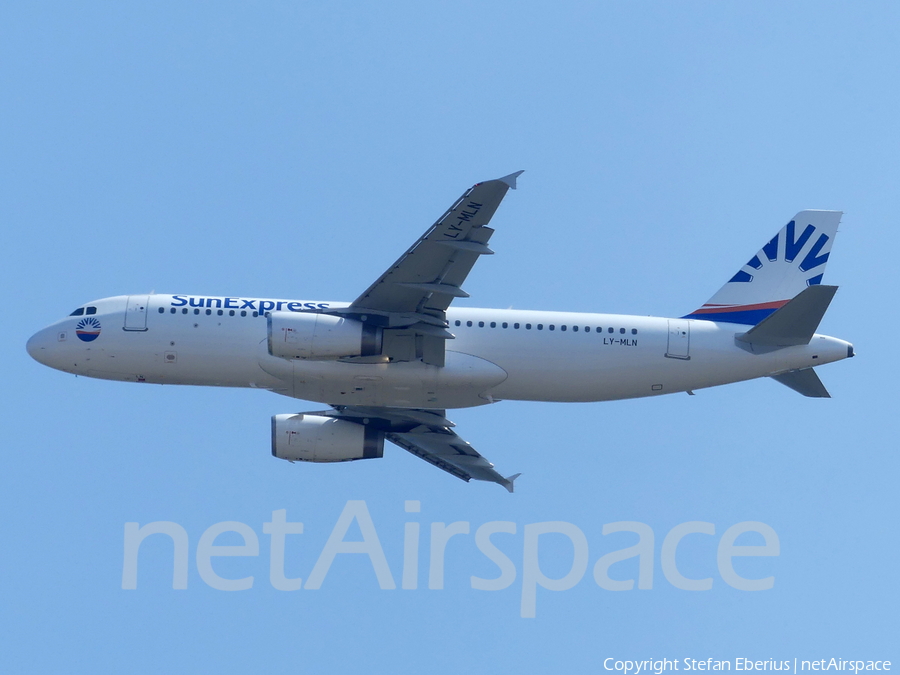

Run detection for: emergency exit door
[[124, 295, 150, 331], [666, 319, 690, 359]]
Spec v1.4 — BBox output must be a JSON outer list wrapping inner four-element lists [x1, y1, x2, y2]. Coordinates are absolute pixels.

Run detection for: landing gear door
[[124, 295, 150, 331], [666, 319, 690, 360]]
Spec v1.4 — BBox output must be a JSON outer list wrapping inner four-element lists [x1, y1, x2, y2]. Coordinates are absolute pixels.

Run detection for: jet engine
[[271, 413, 384, 462], [267, 312, 383, 360]]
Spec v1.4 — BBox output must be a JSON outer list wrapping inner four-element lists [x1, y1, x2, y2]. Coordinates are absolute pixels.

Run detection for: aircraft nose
[[26, 327, 54, 366]]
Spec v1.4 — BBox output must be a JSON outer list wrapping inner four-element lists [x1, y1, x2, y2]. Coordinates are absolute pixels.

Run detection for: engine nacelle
[[267, 312, 382, 360], [271, 414, 384, 463]]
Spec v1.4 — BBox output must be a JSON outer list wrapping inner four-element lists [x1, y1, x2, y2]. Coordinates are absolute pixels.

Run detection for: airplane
[[26, 171, 854, 492]]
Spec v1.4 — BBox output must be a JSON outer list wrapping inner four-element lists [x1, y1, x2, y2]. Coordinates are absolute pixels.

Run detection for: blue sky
[[2, 2, 897, 672]]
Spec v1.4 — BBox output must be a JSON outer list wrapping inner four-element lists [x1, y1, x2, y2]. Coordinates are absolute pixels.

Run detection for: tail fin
[[502, 472, 522, 493], [684, 210, 843, 325]]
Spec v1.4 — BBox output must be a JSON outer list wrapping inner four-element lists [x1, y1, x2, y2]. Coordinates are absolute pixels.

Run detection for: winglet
[[502, 472, 522, 493], [498, 170, 524, 190]]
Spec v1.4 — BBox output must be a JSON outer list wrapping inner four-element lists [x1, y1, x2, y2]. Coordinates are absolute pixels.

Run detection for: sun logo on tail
[[683, 210, 843, 325], [728, 221, 831, 286], [76, 317, 101, 342]]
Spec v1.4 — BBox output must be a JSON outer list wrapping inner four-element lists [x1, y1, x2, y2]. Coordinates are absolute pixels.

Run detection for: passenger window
[[502, 322, 508, 329], [194, 309, 200, 315], [182, 308, 188, 314], [490, 322, 496, 328], [170, 308, 176, 314], [467, 321, 473, 327], [514, 323, 520, 329], [572, 325, 578, 332], [158, 307, 164, 313], [241, 310, 247, 317], [478, 321, 484, 327], [549, 325, 555, 331], [455, 320, 461, 326], [229, 310, 235, 316], [217, 309, 223, 316], [608, 327, 614, 333], [620, 328, 625, 334], [86, 306, 97, 315], [596, 327, 602, 333], [537, 324, 543, 330], [253, 312, 258, 317], [526, 323, 532, 329], [632, 328, 638, 335], [561, 325, 567, 331], [70, 308, 85, 316]]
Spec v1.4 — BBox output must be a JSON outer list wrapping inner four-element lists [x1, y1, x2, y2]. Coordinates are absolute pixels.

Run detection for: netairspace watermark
[[603, 659, 891, 675], [123, 499, 787, 618]]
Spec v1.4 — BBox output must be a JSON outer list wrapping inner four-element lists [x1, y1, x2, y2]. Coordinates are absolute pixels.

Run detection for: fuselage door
[[124, 295, 150, 331], [666, 319, 690, 359]]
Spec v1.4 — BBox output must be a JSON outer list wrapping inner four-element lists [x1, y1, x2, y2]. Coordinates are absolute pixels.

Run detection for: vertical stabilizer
[[685, 210, 842, 325]]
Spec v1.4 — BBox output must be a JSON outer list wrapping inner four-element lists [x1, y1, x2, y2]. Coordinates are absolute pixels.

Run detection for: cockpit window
[[69, 308, 85, 316], [86, 306, 97, 315]]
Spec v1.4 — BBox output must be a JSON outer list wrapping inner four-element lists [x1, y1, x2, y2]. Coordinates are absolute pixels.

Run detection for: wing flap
[[331, 173, 520, 365], [387, 428, 518, 491], [350, 172, 522, 316], [325, 406, 519, 491], [386, 431, 472, 482]]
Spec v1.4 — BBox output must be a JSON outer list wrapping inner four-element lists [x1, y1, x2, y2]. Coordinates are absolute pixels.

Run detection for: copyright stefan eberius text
[[603, 659, 891, 674]]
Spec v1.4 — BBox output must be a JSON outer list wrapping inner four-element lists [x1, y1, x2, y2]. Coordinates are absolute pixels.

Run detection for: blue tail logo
[[685, 210, 843, 325], [731, 221, 831, 286]]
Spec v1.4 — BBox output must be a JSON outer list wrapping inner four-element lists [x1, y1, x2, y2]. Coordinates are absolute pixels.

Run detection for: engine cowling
[[267, 312, 382, 360], [271, 414, 384, 463]]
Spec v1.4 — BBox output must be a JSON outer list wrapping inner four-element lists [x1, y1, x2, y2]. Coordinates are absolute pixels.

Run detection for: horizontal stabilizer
[[771, 368, 831, 398], [736, 285, 837, 349]]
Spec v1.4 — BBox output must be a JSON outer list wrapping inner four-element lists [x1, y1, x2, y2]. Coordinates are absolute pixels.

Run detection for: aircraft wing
[[329, 171, 522, 365], [326, 406, 520, 492]]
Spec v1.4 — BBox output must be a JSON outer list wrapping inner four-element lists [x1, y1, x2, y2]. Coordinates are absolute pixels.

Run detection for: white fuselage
[[26, 294, 852, 409]]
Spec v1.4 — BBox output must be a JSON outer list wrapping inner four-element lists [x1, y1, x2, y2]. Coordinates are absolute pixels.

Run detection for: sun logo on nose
[[76, 317, 102, 342]]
